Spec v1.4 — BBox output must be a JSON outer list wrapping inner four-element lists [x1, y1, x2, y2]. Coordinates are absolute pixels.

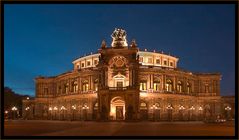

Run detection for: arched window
[[140, 81, 147, 91], [187, 82, 191, 94], [205, 84, 209, 93], [166, 79, 173, 92], [82, 80, 89, 92], [57, 85, 61, 94], [177, 81, 183, 93], [72, 80, 78, 93], [94, 79, 98, 91], [153, 81, 160, 91], [140, 102, 147, 110], [63, 83, 69, 94]]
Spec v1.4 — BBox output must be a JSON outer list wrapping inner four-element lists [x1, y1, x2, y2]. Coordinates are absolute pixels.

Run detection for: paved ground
[[4, 120, 235, 136]]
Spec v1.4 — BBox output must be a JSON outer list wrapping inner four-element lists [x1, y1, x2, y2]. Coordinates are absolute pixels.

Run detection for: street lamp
[[198, 106, 203, 120], [72, 105, 76, 121], [25, 107, 30, 120], [49, 107, 53, 120], [179, 105, 185, 121], [82, 104, 89, 121], [5, 110, 9, 120], [166, 104, 173, 121], [60, 106, 67, 120], [53, 106, 58, 120], [189, 106, 195, 121], [225, 106, 231, 120], [11, 106, 18, 120]]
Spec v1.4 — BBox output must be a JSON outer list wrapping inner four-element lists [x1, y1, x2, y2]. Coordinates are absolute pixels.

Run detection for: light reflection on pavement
[[4, 120, 235, 136]]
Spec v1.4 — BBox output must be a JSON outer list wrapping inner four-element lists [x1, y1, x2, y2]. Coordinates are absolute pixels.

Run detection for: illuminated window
[[166, 79, 173, 92], [94, 81, 98, 91], [94, 60, 98, 65], [177, 81, 183, 93], [140, 82, 147, 91], [63, 83, 69, 94], [71, 80, 78, 93], [153, 82, 160, 91], [140, 102, 147, 109], [170, 62, 173, 67], [148, 58, 153, 63], [164, 60, 167, 65], [187, 82, 191, 94], [76, 64, 80, 69], [205, 84, 209, 93], [82, 81, 89, 92], [156, 59, 160, 64], [87, 61, 91, 66], [139, 57, 143, 62], [117, 82, 123, 88]]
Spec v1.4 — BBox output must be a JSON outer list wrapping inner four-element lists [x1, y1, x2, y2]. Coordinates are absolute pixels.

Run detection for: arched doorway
[[110, 97, 125, 120], [92, 102, 98, 120], [140, 102, 148, 120]]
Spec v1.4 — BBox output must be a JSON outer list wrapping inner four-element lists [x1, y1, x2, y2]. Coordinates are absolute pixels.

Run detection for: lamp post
[[53, 106, 58, 120], [225, 106, 231, 120], [198, 106, 203, 120], [5, 111, 9, 120], [11, 106, 18, 120], [166, 104, 173, 121], [189, 106, 195, 121], [72, 105, 76, 121], [179, 105, 185, 121], [82, 104, 89, 121], [60, 106, 67, 120], [49, 107, 53, 120], [25, 106, 30, 120]]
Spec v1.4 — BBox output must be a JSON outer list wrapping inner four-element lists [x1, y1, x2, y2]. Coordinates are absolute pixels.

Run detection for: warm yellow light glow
[[49, 107, 53, 111], [198, 106, 203, 111], [53, 106, 58, 110], [225, 106, 231, 111], [72, 105, 76, 110], [11, 106, 18, 111], [166, 104, 173, 110], [189, 106, 195, 110], [25, 107, 30, 111], [5, 111, 8, 114], [60, 106, 66, 110], [179, 105, 185, 110]]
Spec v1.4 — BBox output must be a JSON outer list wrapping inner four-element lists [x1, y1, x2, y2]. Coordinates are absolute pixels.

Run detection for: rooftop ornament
[[111, 28, 128, 47]]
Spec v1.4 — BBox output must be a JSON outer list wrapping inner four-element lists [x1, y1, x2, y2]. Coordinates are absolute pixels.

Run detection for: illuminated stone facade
[[22, 28, 234, 121]]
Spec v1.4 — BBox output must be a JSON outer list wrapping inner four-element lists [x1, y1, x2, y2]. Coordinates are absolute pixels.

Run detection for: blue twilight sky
[[4, 4, 235, 96]]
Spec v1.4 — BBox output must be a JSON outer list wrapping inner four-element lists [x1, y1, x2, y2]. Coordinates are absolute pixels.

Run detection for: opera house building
[[22, 28, 234, 121]]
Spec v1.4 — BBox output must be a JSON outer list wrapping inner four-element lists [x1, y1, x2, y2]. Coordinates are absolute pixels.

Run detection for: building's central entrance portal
[[110, 97, 125, 120], [116, 106, 124, 120]]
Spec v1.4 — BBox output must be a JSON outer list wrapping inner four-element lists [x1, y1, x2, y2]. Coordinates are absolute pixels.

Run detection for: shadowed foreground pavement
[[4, 120, 235, 136]]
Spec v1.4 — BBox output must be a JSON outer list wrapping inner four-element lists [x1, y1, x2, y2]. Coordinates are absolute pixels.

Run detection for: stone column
[[78, 77, 81, 93]]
